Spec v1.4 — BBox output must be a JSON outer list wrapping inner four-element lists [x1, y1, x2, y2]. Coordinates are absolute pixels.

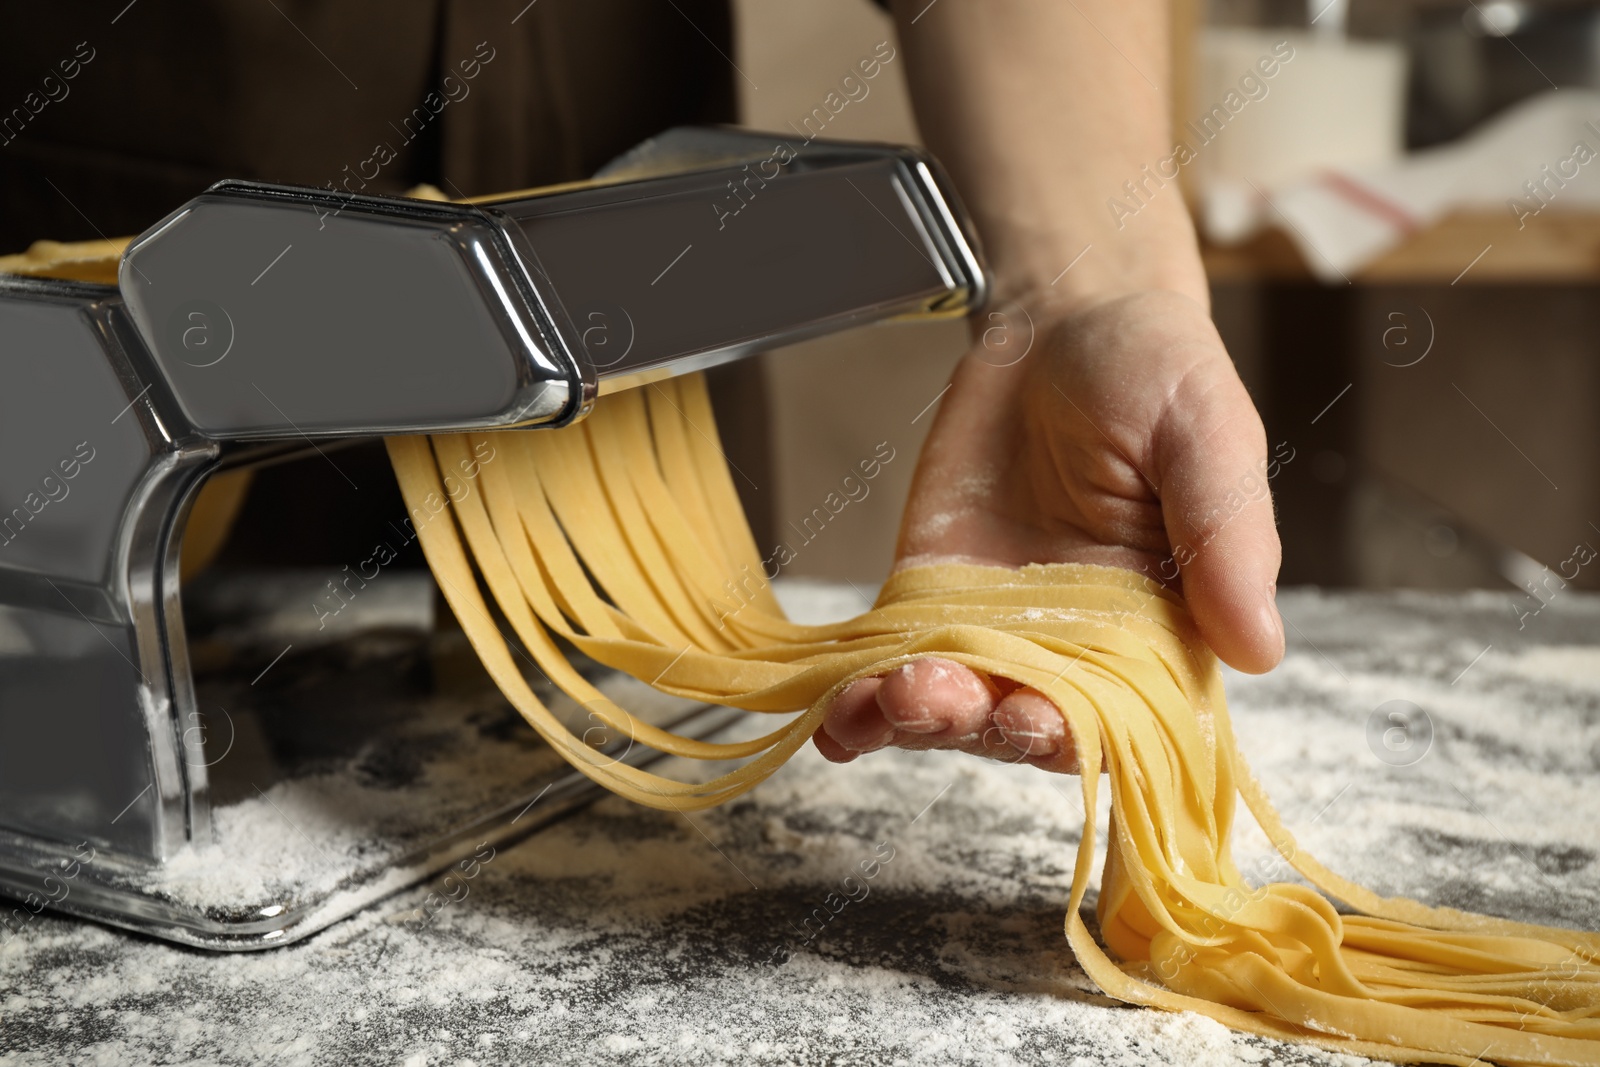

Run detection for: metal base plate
[[0, 569, 736, 951]]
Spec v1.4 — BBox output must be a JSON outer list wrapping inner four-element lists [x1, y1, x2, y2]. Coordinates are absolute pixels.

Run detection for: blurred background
[[3, 0, 1596, 601], [738, 0, 1600, 598]]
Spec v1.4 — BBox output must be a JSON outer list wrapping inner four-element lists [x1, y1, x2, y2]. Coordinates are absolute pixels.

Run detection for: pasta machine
[[0, 128, 986, 949]]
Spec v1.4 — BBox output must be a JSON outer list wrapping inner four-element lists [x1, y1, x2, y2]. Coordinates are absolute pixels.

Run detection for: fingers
[[1153, 362, 1285, 674], [993, 688, 1079, 774], [816, 677, 889, 761], [875, 657, 998, 745], [816, 659, 999, 762], [811, 726, 861, 764], [815, 658, 1079, 774]]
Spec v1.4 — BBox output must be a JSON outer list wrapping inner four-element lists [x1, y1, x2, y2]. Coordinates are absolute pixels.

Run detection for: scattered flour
[[1, 586, 1593, 1065]]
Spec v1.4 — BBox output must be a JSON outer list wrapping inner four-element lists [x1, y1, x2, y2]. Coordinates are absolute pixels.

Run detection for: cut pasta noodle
[[385, 373, 1599, 1067], [8, 219, 1593, 1065]]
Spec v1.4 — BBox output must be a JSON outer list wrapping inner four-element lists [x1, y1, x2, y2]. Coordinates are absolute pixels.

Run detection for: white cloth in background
[[1202, 90, 1600, 280]]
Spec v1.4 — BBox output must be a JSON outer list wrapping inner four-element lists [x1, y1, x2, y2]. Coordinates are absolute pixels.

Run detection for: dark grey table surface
[[2, 586, 1596, 1066]]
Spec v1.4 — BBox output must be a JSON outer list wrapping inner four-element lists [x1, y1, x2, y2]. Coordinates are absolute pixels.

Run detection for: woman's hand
[[815, 288, 1284, 773]]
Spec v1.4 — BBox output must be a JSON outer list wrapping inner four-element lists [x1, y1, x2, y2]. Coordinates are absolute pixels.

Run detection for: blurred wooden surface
[[1204, 210, 1600, 284]]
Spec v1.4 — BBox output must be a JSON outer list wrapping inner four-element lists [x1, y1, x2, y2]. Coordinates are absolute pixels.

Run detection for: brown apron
[[0, 0, 738, 239], [0, 0, 774, 554]]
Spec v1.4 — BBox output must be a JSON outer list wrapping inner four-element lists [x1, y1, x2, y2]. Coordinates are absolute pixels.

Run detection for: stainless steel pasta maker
[[0, 128, 986, 949]]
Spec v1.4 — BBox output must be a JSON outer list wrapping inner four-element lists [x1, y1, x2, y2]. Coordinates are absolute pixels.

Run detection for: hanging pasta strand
[[385, 373, 1600, 1067]]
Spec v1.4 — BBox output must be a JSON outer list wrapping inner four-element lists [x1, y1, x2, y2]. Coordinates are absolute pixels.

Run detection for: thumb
[[1155, 369, 1285, 674]]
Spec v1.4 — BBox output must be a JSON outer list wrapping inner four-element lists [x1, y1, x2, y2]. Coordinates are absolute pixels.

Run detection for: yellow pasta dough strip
[[389, 373, 1598, 1066]]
